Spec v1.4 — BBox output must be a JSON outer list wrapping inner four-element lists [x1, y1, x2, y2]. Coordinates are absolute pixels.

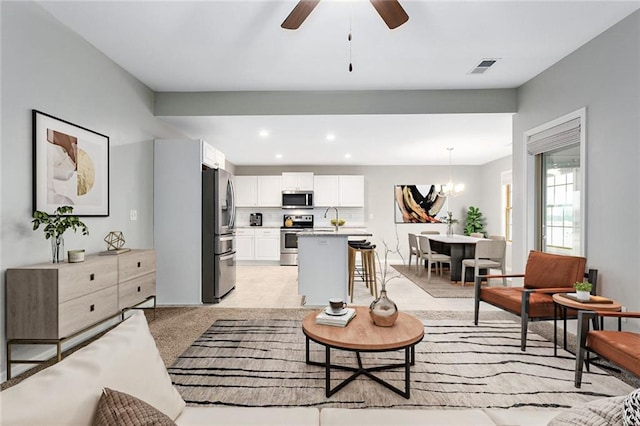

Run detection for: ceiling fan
[[281, 0, 409, 30]]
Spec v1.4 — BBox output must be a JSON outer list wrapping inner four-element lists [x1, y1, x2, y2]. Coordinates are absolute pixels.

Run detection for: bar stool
[[348, 241, 378, 302]]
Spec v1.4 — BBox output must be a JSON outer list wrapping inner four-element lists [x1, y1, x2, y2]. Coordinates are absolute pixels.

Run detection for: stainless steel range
[[280, 214, 314, 266]]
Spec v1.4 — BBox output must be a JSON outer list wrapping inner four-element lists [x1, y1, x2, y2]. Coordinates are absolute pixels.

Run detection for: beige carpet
[[392, 264, 474, 298], [164, 308, 634, 410]]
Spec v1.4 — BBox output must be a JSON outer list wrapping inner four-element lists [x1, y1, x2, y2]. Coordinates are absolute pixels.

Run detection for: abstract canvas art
[[33, 110, 109, 216], [394, 184, 446, 223]]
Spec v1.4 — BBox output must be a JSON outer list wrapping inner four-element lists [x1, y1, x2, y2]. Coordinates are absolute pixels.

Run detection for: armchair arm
[[526, 287, 575, 294]]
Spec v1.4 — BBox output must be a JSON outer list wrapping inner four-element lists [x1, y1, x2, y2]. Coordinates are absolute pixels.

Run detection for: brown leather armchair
[[575, 310, 640, 388], [474, 250, 598, 351]]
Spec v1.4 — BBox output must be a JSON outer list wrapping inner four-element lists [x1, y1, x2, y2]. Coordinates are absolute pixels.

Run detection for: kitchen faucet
[[324, 206, 340, 231]]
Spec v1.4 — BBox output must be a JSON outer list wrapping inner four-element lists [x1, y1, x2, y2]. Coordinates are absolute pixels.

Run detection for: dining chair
[[420, 231, 440, 235], [460, 239, 506, 287], [417, 235, 451, 282], [488, 235, 506, 241], [470, 232, 484, 238], [407, 233, 420, 270]]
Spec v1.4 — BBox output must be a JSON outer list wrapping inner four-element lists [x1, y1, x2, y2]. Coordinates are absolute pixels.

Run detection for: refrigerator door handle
[[219, 235, 234, 242], [219, 252, 235, 261], [228, 178, 236, 229]]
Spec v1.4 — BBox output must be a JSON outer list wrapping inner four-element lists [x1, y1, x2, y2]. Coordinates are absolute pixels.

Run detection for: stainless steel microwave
[[282, 191, 313, 209]]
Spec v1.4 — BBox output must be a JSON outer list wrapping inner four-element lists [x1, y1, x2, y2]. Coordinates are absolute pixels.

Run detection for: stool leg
[[370, 250, 378, 298], [348, 246, 355, 302]]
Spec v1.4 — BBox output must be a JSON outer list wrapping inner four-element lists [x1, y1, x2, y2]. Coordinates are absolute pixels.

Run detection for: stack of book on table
[[315, 307, 357, 327]]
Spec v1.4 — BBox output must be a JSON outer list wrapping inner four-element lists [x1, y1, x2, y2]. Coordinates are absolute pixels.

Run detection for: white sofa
[[0, 310, 562, 426]]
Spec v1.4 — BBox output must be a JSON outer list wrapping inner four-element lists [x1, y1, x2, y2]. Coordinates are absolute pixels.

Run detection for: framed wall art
[[394, 184, 446, 223], [33, 110, 109, 216]]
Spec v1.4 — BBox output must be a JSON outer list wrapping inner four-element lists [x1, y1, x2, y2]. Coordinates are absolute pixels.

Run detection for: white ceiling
[[38, 1, 640, 166]]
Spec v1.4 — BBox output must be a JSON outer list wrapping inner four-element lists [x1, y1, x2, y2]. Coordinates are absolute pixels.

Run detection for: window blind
[[527, 117, 581, 155]]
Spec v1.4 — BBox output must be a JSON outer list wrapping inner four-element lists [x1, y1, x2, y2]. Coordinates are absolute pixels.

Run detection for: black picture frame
[[33, 110, 109, 216]]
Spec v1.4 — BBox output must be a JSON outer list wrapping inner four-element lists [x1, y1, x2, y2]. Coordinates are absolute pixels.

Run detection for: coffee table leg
[[325, 346, 331, 398], [562, 306, 568, 352], [405, 347, 411, 398], [305, 336, 310, 364], [410, 344, 415, 365]]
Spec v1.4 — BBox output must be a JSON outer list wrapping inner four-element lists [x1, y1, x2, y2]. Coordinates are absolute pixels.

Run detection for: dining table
[[426, 234, 485, 283]]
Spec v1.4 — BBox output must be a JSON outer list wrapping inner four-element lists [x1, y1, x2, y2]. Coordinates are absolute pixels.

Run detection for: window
[[505, 183, 512, 242], [524, 108, 585, 257], [541, 145, 580, 254]]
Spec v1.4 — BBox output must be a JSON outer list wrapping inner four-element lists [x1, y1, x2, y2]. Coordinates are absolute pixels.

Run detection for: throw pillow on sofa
[[93, 388, 176, 426], [623, 388, 640, 426], [548, 395, 625, 425]]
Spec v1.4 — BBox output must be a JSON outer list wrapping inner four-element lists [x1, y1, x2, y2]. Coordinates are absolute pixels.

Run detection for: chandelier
[[440, 147, 464, 197]]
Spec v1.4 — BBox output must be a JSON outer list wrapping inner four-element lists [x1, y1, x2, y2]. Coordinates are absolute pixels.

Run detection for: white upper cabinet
[[339, 175, 365, 207], [235, 176, 258, 207], [257, 176, 282, 207], [313, 176, 339, 207], [201, 140, 225, 170], [282, 172, 314, 191], [313, 175, 364, 207], [236, 176, 282, 207]]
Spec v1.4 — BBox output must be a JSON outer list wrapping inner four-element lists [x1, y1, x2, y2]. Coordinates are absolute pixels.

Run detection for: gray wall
[[237, 164, 510, 262], [513, 11, 640, 324], [0, 2, 185, 379]]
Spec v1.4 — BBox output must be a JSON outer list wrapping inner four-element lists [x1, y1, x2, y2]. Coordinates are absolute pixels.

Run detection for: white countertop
[[297, 229, 372, 237]]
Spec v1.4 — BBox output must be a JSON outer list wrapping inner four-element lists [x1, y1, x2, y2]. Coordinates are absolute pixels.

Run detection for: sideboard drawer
[[59, 286, 119, 337], [118, 250, 156, 282], [118, 273, 156, 310], [58, 256, 118, 303]]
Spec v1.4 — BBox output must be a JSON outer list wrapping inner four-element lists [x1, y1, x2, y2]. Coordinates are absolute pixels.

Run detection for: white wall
[[0, 2, 185, 379], [513, 11, 640, 326], [237, 164, 508, 263]]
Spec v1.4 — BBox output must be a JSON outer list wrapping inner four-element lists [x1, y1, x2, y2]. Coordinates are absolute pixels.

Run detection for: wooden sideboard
[[5, 249, 156, 379]]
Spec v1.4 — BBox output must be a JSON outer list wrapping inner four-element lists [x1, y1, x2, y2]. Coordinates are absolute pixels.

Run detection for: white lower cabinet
[[236, 229, 255, 261], [254, 229, 281, 261], [236, 228, 280, 261]]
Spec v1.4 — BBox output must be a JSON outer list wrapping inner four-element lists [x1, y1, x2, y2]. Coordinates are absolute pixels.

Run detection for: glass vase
[[51, 235, 64, 263], [446, 223, 454, 237], [369, 288, 398, 327]]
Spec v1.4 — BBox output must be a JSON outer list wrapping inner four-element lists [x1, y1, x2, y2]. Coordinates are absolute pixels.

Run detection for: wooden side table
[[302, 306, 424, 398], [551, 293, 621, 357]]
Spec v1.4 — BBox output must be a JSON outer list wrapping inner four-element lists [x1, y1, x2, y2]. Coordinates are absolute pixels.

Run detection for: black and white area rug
[[168, 318, 633, 409]]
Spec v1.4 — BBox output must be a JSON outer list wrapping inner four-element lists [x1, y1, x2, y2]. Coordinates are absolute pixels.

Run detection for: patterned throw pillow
[[548, 395, 625, 425], [93, 388, 176, 426], [623, 389, 640, 426]]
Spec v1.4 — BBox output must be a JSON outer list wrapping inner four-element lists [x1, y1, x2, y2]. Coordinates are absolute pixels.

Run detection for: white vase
[[576, 290, 590, 301]]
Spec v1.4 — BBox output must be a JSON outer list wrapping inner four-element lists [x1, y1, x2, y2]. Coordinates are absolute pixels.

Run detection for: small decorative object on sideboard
[[574, 280, 593, 301], [31, 205, 89, 263], [67, 249, 85, 263], [100, 231, 130, 255]]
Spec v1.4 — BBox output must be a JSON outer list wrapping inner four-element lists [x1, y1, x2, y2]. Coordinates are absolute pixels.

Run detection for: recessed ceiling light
[[275, 153, 283, 159], [326, 133, 336, 141], [345, 153, 351, 159], [259, 130, 269, 138]]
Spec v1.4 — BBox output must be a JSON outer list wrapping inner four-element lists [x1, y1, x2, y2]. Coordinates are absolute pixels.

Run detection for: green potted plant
[[464, 206, 486, 237], [32, 205, 89, 263], [573, 281, 593, 301]]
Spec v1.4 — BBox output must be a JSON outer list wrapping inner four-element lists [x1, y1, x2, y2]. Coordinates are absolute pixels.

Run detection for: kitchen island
[[297, 229, 372, 306]]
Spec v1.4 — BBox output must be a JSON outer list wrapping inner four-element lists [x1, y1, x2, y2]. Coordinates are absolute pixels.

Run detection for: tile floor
[[215, 263, 501, 313]]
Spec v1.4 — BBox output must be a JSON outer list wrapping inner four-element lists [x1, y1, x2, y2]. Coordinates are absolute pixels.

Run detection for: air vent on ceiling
[[469, 58, 499, 74]]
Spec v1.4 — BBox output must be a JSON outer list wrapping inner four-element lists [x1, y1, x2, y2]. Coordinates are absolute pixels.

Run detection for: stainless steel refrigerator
[[202, 168, 236, 303]]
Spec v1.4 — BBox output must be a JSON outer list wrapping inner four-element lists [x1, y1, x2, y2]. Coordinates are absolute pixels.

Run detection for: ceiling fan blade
[[370, 0, 409, 29], [281, 0, 321, 30]]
